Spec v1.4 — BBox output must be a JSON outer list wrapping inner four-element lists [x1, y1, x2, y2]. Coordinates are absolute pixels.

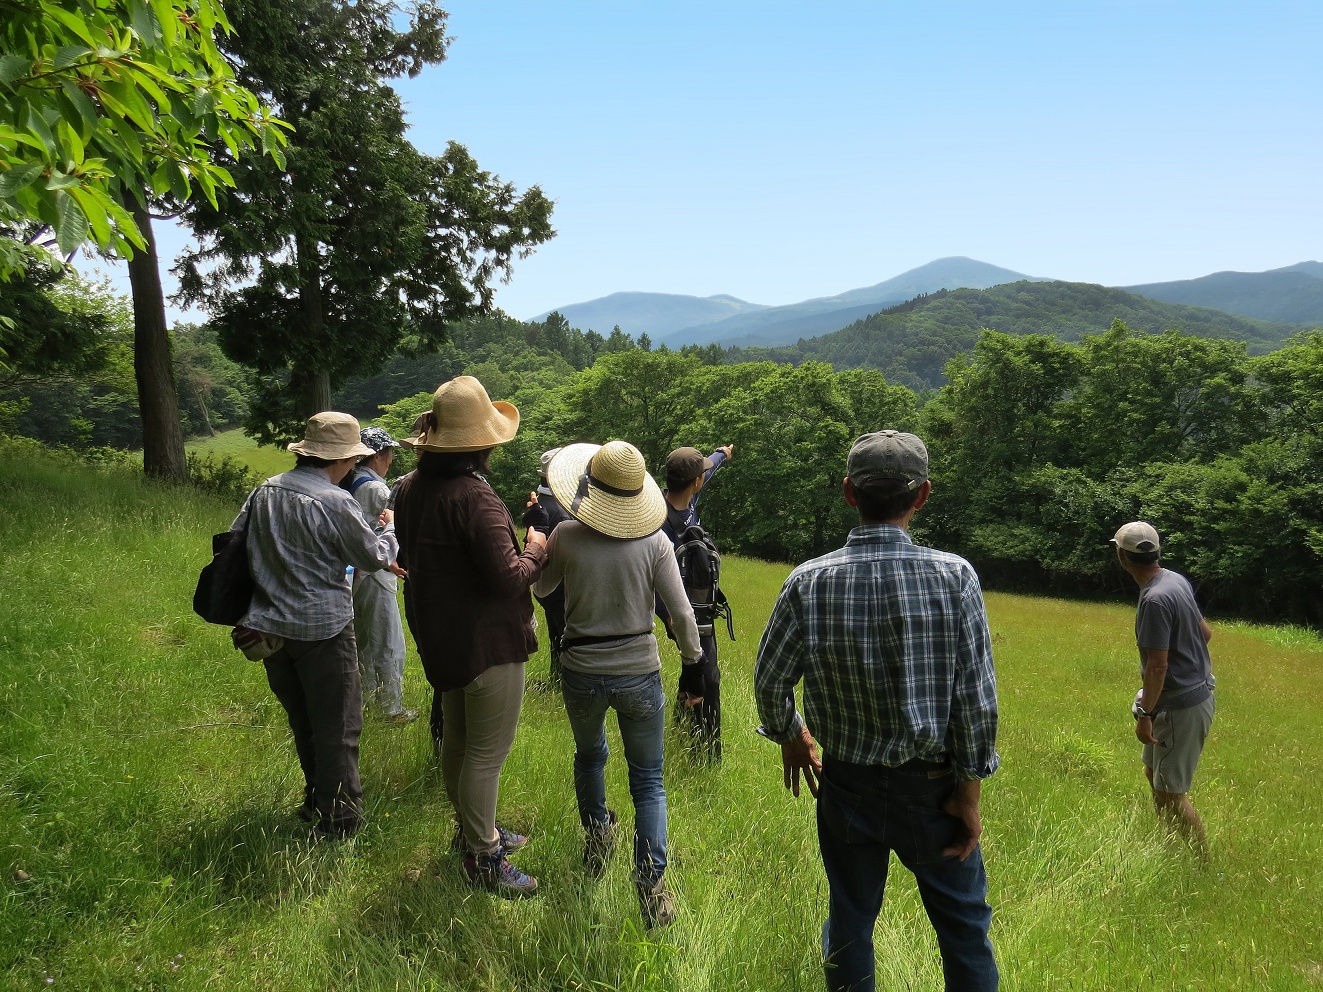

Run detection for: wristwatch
[[1131, 699, 1156, 720]]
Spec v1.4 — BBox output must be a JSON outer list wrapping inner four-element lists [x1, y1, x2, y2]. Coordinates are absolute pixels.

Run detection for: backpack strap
[[714, 588, 735, 640]]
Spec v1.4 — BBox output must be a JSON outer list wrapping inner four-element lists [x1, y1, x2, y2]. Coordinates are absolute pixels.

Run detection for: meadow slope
[[1, 450, 1320, 991]]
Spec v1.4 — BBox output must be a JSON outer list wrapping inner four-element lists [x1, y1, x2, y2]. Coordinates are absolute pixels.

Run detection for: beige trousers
[[441, 661, 526, 857]]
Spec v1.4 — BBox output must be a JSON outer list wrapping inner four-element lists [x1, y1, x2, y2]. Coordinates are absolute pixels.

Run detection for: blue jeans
[[817, 757, 998, 992], [561, 669, 667, 884]]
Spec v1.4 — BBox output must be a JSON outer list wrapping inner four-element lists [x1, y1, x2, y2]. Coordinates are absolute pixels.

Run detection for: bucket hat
[[287, 412, 376, 460], [546, 441, 667, 539], [359, 427, 400, 452], [406, 376, 520, 453]]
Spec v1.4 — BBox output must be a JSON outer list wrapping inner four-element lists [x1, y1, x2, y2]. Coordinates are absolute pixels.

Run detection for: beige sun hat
[[547, 441, 667, 540], [406, 376, 520, 453], [287, 412, 376, 460]]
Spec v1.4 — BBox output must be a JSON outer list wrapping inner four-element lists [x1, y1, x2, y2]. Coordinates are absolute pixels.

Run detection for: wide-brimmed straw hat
[[405, 376, 520, 453], [547, 441, 667, 540], [287, 412, 376, 460]]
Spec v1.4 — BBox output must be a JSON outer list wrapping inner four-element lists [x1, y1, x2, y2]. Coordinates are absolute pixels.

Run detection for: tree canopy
[[0, 0, 287, 274], [176, 0, 554, 442]]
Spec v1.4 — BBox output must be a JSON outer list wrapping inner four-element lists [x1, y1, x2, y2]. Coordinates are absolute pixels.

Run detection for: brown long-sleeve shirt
[[393, 471, 546, 692]]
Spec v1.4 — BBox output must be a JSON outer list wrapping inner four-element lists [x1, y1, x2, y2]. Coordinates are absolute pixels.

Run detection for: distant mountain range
[[532, 256, 1323, 352], [1124, 262, 1323, 326], [535, 257, 1047, 348], [735, 280, 1313, 392], [531, 291, 768, 340]]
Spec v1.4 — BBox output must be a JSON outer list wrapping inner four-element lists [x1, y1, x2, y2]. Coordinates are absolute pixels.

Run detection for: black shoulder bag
[[193, 524, 255, 626]]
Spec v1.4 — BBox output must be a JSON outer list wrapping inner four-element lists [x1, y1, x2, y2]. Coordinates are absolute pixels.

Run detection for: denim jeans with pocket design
[[817, 757, 998, 992], [561, 669, 667, 884]]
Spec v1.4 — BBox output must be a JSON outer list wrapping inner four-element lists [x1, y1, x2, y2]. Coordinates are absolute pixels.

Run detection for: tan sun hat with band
[[287, 412, 376, 460], [546, 441, 667, 540], [404, 375, 520, 453]]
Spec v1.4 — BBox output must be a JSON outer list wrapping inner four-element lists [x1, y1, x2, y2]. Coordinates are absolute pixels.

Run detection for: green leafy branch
[[1, 0, 288, 272]]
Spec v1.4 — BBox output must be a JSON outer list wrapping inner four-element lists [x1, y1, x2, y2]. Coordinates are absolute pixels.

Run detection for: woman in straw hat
[[230, 411, 401, 839], [392, 377, 547, 897], [532, 440, 704, 929]]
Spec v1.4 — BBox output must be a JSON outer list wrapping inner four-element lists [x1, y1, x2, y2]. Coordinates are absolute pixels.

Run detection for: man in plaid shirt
[[754, 430, 1000, 992]]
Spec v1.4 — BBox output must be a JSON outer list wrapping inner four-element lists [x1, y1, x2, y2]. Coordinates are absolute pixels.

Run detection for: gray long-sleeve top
[[230, 466, 398, 641], [533, 520, 703, 677]]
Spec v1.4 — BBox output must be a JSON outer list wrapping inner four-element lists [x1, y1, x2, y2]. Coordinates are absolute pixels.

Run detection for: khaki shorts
[[1143, 694, 1215, 794]]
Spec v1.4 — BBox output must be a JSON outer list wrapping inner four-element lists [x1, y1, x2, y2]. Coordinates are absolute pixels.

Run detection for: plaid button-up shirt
[[754, 524, 999, 780], [231, 466, 399, 642]]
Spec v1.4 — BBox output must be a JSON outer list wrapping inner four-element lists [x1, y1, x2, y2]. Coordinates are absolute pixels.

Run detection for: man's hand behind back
[[782, 726, 822, 798], [942, 778, 983, 861]]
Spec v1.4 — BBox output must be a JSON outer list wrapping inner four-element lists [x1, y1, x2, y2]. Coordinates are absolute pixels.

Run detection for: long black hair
[[417, 448, 494, 479]]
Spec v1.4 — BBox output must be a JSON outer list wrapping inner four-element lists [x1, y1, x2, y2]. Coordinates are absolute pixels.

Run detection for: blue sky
[[117, 0, 1323, 322]]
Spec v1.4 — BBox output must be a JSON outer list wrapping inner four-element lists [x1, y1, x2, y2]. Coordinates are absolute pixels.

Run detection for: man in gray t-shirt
[[1112, 521, 1215, 860]]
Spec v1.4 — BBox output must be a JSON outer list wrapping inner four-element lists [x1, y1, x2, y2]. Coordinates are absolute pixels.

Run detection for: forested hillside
[[733, 281, 1314, 390], [325, 313, 1323, 625], [1126, 263, 1323, 325]]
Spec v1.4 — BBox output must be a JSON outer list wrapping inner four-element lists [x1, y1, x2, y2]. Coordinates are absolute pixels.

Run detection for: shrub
[[186, 451, 261, 505]]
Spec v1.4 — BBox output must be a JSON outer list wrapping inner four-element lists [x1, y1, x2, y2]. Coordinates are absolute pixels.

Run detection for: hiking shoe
[[636, 876, 676, 929], [582, 810, 619, 879], [463, 852, 539, 898], [497, 825, 528, 853], [450, 823, 528, 855], [383, 708, 419, 725]]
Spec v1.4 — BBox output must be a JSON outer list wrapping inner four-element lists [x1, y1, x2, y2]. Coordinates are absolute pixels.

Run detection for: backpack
[[672, 523, 734, 640]]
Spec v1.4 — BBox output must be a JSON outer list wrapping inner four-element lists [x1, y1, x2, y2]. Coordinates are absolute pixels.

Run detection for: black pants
[[537, 590, 567, 686], [264, 623, 364, 833], [675, 631, 721, 759]]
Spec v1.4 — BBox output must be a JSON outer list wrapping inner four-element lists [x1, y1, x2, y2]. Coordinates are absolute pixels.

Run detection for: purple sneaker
[[463, 851, 539, 898]]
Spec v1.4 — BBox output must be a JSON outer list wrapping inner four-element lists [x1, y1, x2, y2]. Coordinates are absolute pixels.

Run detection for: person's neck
[[860, 514, 913, 532], [665, 489, 692, 511], [1132, 564, 1162, 589]]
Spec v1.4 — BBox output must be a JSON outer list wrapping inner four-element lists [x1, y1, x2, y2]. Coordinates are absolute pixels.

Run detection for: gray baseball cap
[[540, 446, 563, 477], [847, 430, 928, 493]]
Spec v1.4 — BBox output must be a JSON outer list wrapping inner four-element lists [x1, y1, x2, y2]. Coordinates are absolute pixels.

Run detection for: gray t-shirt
[[1135, 569, 1213, 710], [533, 521, 702, 677]]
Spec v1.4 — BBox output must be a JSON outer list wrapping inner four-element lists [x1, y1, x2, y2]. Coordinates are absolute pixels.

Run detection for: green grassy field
[[2, 449, 1321, 990], [184, 429, 293, 480]]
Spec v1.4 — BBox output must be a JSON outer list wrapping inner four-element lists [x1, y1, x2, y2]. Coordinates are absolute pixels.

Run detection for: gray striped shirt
[[230, 466, 399, 641]]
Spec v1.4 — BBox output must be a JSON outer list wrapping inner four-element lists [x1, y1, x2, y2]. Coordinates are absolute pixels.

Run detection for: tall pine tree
[[177, 0, 553, 441]]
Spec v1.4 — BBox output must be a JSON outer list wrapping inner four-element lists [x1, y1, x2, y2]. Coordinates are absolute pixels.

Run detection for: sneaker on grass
[[463, 851, 538, 898]]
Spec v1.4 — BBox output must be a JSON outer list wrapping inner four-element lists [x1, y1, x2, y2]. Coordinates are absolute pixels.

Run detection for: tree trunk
[[292, 233, 332, 418], [127, 203, 189, 481], [190, 382, 216, 436], [290, 366, 332, 417]]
